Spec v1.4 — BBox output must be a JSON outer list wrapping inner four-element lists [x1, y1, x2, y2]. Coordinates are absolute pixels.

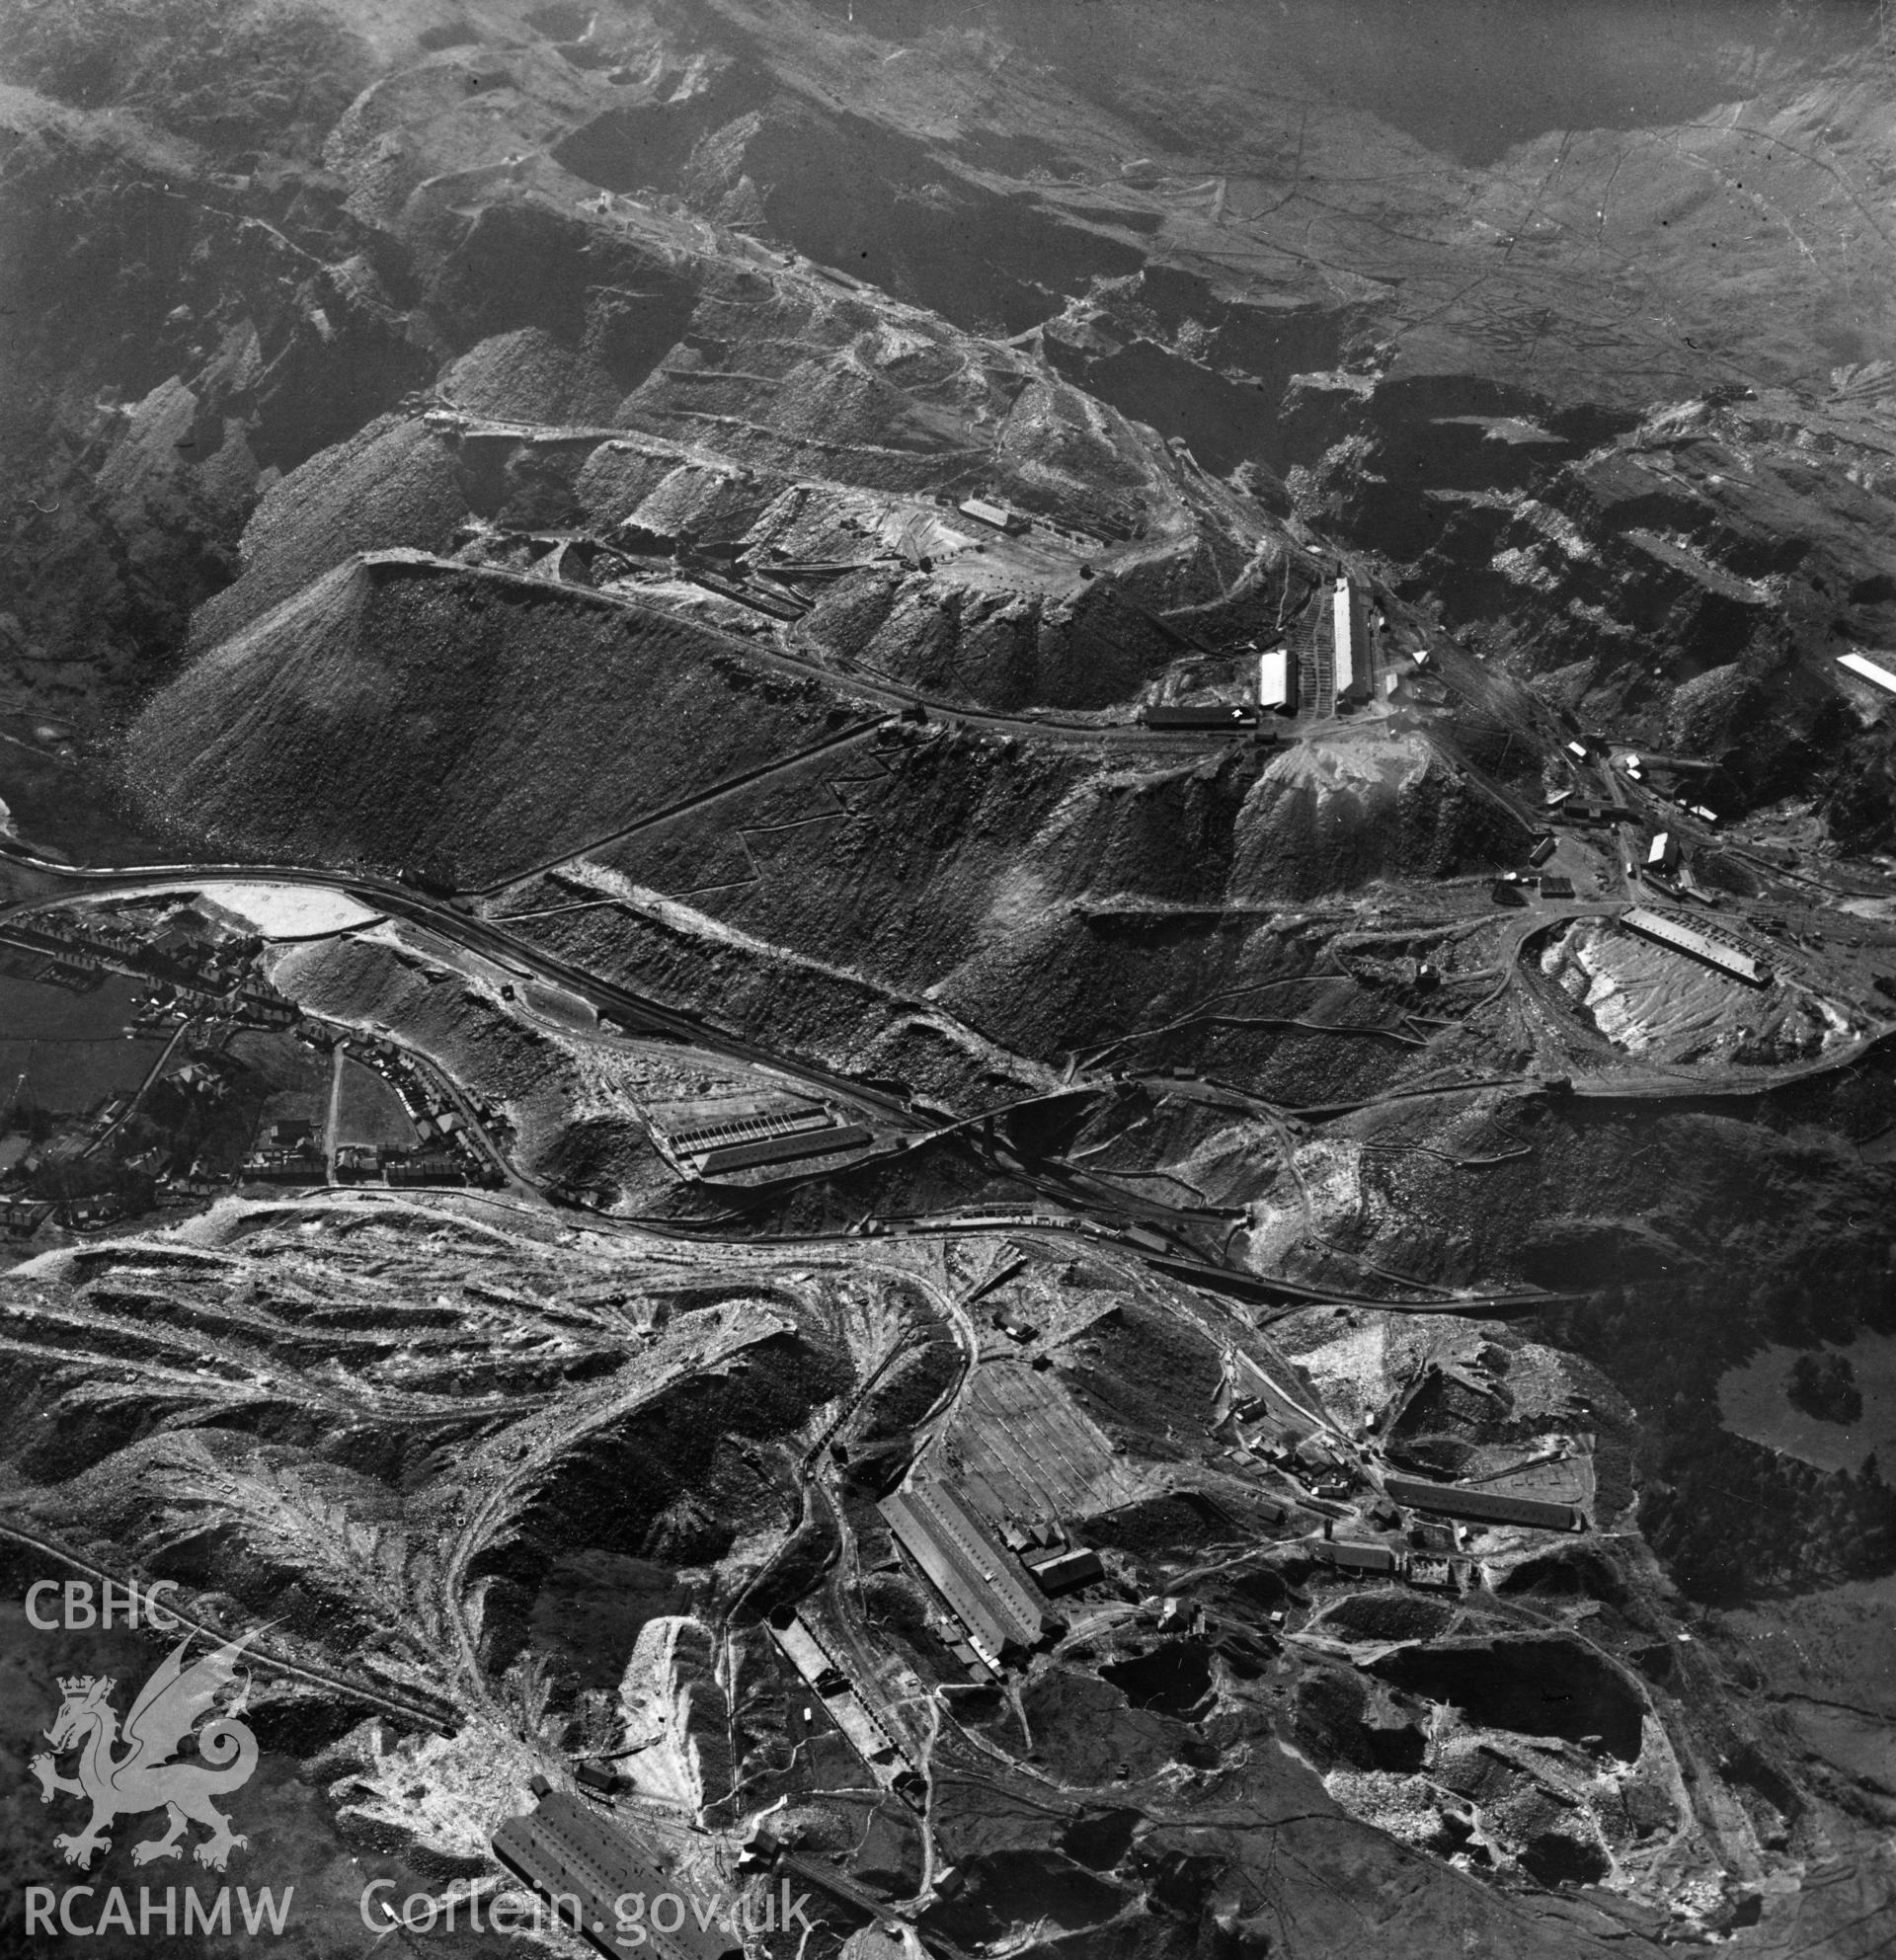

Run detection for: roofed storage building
[[667, 1108, 833, 1155], [1332, 577, 1370, 702], [1143, 703, 1258, 730], [1621, 907, 1769, 986], [696, 1125, 873, 1177], [880, 1480, 1051, 1662], [957, 498, 1030, 535], [493, 1784, 741, 1960], [768, 1613, 910, 1784], [1313, 1539, 1397, 1573], [1021, 1544, 1104, 1594], [1383, 1475, 1581, 1532], [1257, 647, 1296, 714], [1839, 651, 1896, 695]]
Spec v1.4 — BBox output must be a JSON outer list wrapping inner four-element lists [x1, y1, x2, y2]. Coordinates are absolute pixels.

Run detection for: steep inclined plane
[[4, 3, 1896, 1958]]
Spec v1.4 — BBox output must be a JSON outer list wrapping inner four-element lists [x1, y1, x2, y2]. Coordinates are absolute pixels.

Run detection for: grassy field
[[1719, 1333, 1896, 1475], [334, 1057, 418, 1150]]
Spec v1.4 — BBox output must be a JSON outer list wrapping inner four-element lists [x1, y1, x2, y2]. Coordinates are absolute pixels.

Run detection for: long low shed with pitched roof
[[1621, 907, 1769, 986], [695, 1125, 873, 1176], [492, 1786, 741, 1960], [1383, 1475, 1581, 1532], [880, 1481, 1050, 1659], [768, 1614, 911, 1782]]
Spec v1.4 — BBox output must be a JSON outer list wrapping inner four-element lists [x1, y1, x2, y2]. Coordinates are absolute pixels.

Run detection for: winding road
[[5, 823, 1885, 1315]]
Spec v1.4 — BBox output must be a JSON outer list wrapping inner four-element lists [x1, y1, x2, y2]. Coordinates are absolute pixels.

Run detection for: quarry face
[[2, 2, 1896, 1955]]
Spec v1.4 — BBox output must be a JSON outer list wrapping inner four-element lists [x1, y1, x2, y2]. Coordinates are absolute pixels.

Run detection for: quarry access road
[[0, 1518, 459, 1736], [361, 549, 1281, 757], [5, 838, 1885, 1318], [1487, 901, 1896, 1101], [478, 711, 897, 896], [0, 842, 928, 1135], [9, 834, 1885, 1165], [7, 842, 1886, 1123]]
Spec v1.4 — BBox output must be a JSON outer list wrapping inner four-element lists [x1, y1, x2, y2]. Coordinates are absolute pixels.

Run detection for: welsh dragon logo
[[30, 1629, 261, 1871]]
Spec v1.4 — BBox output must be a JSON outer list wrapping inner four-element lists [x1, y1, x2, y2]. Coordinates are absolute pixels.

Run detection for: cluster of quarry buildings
[[1496, 729, 1784, 990], [1142, 575, 1400, 732], [423, 404, 1379, 744], [486, 1316, 1592, 1960]]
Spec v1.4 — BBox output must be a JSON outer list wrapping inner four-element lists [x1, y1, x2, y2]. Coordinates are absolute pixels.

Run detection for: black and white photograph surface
[[1, 1, 1895, 1952]]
